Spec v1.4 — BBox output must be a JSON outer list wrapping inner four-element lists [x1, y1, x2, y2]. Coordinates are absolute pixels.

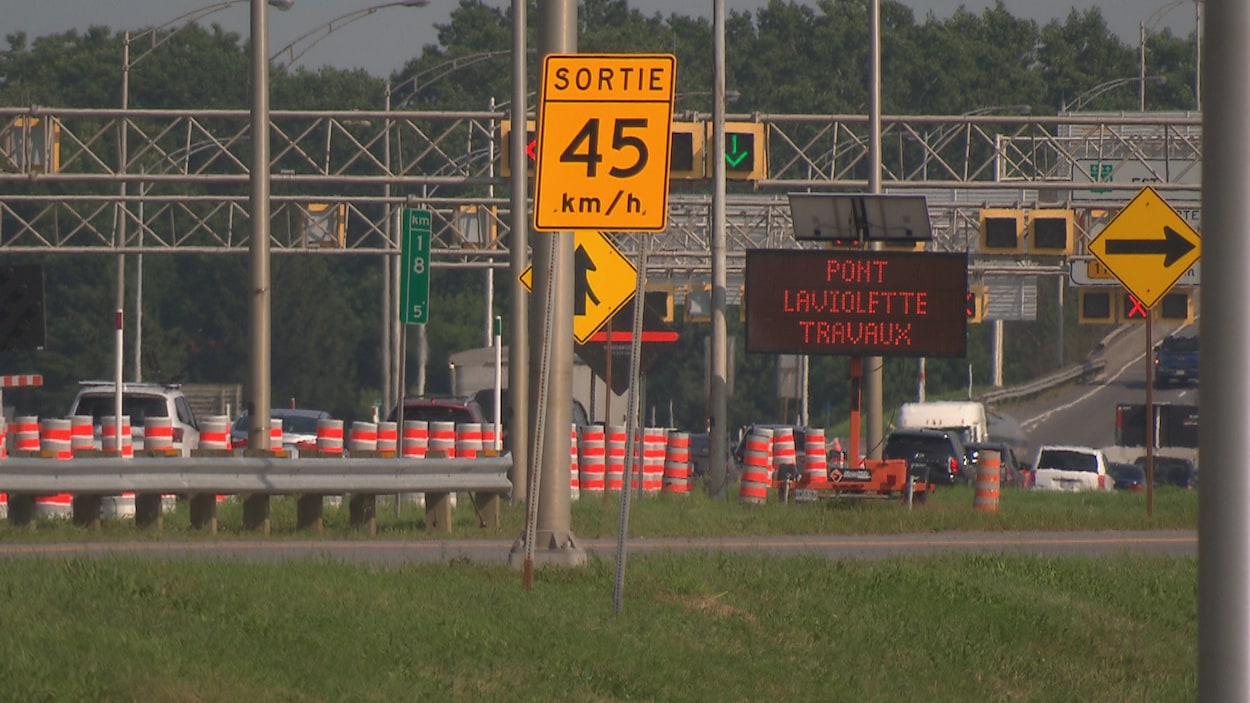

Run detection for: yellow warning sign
[[519, 231, 638, 344], [1087, 186, 1201, 309]]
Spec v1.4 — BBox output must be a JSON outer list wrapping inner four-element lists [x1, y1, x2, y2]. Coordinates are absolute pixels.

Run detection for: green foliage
[[0, 0, 1199, 430]]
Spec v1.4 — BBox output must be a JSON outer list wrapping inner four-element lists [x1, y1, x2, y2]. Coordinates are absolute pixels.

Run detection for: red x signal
[[1123, 293, 1150, 320]]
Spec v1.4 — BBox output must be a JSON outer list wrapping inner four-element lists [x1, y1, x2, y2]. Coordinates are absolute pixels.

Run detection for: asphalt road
[[0, 531, 1196, 565]]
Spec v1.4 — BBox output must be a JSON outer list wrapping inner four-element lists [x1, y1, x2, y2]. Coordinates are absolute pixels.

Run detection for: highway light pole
[[119, 0, 294, 427], [244, 0, 274, 531]]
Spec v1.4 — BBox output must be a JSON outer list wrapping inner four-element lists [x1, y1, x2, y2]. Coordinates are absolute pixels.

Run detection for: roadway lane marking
[[1021, 318, 1197, 432]]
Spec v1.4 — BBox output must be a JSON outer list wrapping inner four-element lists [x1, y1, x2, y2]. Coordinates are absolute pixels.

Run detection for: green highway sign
[[400, 208, 431, 324]]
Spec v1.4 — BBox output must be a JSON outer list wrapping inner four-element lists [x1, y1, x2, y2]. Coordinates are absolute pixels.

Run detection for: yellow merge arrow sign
[[1087, 186, 1201, 309], [519, 231, 638, 344]]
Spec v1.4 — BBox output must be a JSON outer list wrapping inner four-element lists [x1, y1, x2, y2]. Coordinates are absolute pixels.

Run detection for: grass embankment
[[0, 488, 1197, 701], [0, 552, 1195, 702]]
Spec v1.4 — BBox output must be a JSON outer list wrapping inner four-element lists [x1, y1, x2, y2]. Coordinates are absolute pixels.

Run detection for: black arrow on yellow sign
[[1104, 226, 1197, 267], [573, 243, 600, 315]]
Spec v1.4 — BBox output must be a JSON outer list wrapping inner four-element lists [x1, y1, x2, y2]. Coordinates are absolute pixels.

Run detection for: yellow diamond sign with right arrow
[[1087, 186, 1201, 309]]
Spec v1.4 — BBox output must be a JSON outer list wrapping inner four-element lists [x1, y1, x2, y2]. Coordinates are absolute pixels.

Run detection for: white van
[[894, 401, 989, 445]]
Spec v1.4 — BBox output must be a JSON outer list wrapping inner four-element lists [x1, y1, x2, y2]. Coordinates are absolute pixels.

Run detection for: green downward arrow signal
[[725, 134, 751, 168]]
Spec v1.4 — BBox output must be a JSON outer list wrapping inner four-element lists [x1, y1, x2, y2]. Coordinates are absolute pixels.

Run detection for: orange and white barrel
[[40, 418, 72, 460], [456, 423, 483, 459], [102, 416, 133, 458], [144, 416, 174, 452], [269, 418, 284, 452], [199, 415, 232, 451], [481, 424, 499, 453], [606, 424, 627, 491], [738, 426, 774, 504], [628, 429, 643, 491], [0, 420, 7, 459], [401, 420, 428, 458], [12, 416, 40, 454], [569, 424, 580, 500], [803, 427, 827, 485], [578, 424, 606, 493], [70, 415, 94, 454], [428, 421, 457, 458], [317, 418, 344, 455], [663, 430, 691, 494], [34, 492, 72, 520], [377, 421, 398, 454], [101, 493, 136, 520], [771, 426, 797, 481], [348, 421, 378, 454], [35, 417, 73, 519], [642, 428, 666, 493], [974, 448, 1002, 512]]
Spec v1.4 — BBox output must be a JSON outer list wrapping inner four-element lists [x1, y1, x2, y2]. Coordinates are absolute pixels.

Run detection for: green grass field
[[0, 486, 1197, 702]]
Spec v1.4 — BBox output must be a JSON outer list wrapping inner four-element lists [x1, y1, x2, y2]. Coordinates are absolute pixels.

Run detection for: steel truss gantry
[[0, 107, 1202, 289]]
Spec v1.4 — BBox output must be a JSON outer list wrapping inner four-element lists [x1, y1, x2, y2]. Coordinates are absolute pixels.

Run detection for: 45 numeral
[[559, 118, 648, 178]]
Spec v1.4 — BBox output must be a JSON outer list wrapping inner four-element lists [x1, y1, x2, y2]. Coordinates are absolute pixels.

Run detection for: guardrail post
[[241, 449, 276, 534], [7, 494, 35, 527], [71, 495, 102, 530], [348, 448, 383, 534], [189, 447, 232, 533], [473, 491, 500, 529], [425, 492, 452, 532]]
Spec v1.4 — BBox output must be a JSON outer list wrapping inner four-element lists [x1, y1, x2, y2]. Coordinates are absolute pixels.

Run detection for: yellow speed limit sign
[[533, 54, 676, 233]]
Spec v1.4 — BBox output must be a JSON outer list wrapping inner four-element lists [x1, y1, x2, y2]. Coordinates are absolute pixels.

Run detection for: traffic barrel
[[428, 421, 456, 458], [663, 430, 691, 494], [642, 428, 666, 493], [803, 427, 827, 485], [377, 421, 398, 455], [606, 425, 627, 491], [199, 415, 232, 451], [578, 424, 606, 493], [401, 420, 428, 458], [772, 426, 797, 482], [974, 448, 1002, 512], [569, 424, 580, 500], [455, 422, 483, 459], [37, 418, 73, 519], [738, 426, 774, 504], [270, 418, 284, 452], [69, 415, 94, 454], [40, 418, 72, 460], [348, 421, 378, 454], [317, 418, 344, 455], [12, 416, 40, 454], [144, 416, 174, 452]]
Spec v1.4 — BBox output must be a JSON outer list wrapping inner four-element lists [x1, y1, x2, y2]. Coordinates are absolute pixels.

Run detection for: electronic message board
[[744, 249, 968, 357]]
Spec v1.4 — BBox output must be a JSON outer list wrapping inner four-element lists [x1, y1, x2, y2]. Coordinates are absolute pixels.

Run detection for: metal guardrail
[[0, 455, 512, 495], [978, 359, 1107, 406], [0, 454, 513, 532]]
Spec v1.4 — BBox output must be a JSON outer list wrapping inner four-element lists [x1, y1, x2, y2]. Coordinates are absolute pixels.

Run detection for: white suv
[[67, 381, 201, 456]]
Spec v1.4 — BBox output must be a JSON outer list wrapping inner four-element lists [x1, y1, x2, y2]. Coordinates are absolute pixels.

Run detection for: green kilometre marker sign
[[400, 208, 431, 324]]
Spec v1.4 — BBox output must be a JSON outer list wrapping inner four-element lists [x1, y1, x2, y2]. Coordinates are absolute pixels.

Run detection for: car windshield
[[280, 415, 321, 435], [884, 435, 955, 460], [1036, 449, 1099, 472], [76, 394, 168, 426], [1159, 336, 1198, 353], [392, 405, 478, 424]]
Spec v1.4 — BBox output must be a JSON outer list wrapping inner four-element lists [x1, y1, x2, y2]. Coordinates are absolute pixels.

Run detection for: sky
[[8, 0, 1199, 80]]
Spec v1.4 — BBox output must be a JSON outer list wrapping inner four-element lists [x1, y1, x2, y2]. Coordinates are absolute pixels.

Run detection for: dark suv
[[387, 396, 485, 425], [883, 428, 969, 486]]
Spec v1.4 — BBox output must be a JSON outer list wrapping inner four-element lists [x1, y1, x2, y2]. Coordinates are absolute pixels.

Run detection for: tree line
[[0, 0, 1198, 430]]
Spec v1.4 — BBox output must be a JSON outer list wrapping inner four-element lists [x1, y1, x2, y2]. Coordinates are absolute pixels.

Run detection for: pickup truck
[[1153, 334, 1199, 389]]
